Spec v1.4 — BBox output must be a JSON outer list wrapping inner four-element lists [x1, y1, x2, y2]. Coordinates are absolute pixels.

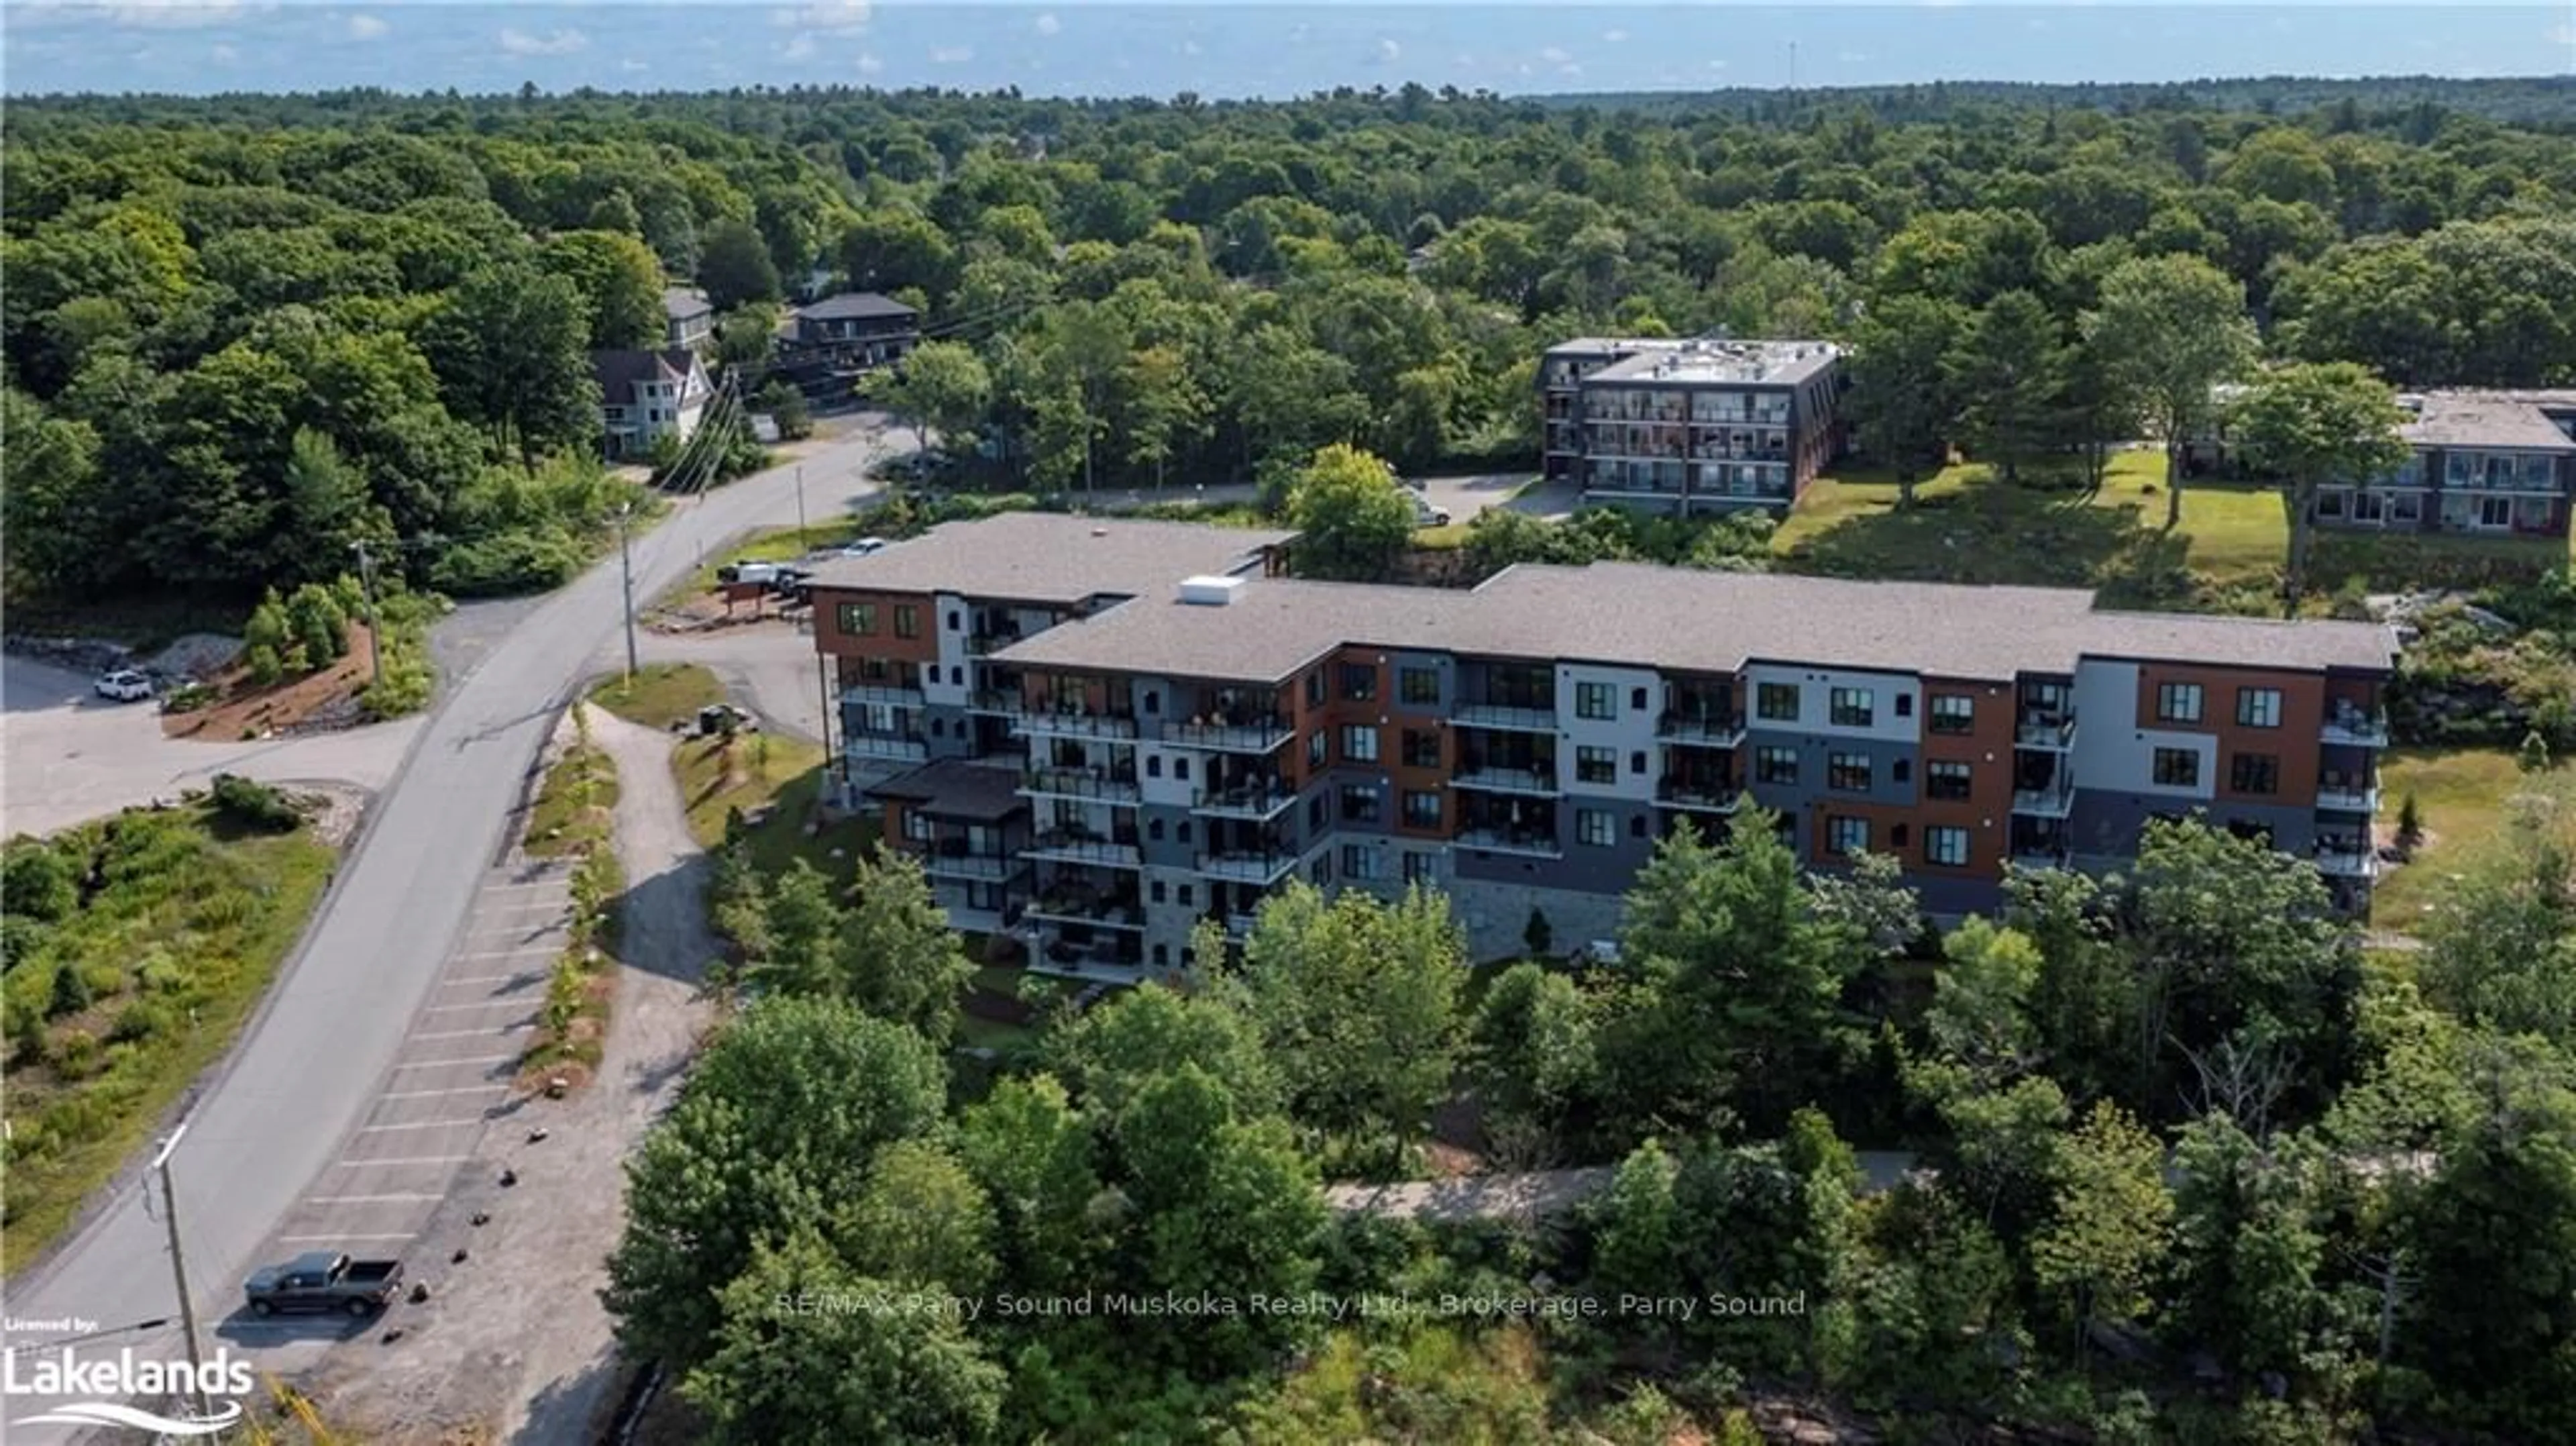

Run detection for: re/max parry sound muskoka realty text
[[774, 1290, 1809, 1323]]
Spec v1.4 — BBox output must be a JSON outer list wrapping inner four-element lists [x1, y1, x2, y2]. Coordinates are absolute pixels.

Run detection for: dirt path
[[494, 705, 718, 1444]]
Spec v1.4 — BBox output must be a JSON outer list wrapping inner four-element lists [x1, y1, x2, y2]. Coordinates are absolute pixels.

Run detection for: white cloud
[[500, 27, 588, 56], [1377, 38, 1401, 62], [1033, 12, 1059, 36], [930, 44, 971, 64], [1707, 58, 1728, 71], [61, 0, 266, 30], [1601, 28, 1627, 44], [1179, 39, 1201, 56], [1558, 62, 1583, 78], [856, 51, 884, 74], [773, 1, 869, 30], [211, 41, 236, 60], [619, 57, 650, 72], [781, 33, 816, 60], [346, 13, 386, 41], [2550, 21, 2575, 46], [1538, 46, 1571, 64]]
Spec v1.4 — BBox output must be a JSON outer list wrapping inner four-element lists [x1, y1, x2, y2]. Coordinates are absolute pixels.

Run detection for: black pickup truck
[[243, 1250, 405, 1316]]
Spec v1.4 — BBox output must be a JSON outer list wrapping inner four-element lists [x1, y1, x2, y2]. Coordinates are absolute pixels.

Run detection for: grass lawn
[[674, 735, 883, 880], [1413, 521, 1474, 550], [1775, 452, 2567, 613], [957, 1012, 1040, 1053], [1, 794, 337, 1276], [590, 662, 728, 733], [2371, 747, 2575, 933]]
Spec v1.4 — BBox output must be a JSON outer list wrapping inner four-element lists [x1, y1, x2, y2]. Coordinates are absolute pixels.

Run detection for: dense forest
[[7, 82, 2576, 605]]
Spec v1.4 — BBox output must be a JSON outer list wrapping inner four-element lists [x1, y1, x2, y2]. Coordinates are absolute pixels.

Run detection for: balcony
[[1024, 831, 1143, 870], [843, 681, 926, 708], [1452, 703, 1558, 733], [1191, 781, 1297, 821], [2320, 710, 2391, 749], [1010, 702, 1138, 740], [2016, 715, 2078, 751], [1024, 894, 1146, 933], [1451, 764, 1560, 796], [1020, 766, 1141, 805], [965, 629, 1025, 656], [1457, 826, 1564, 858], [844, 731, 928, 762], [914, 845, 1022, 882], [2313, 845, 2379, 880], [1167, 716, 1294, 753], [2315, 783, 2381, 815], [2009, 843, 2072, 871], [1656, 777, 1739, 813], [1193, 850, 1301, 886], [965, 690, 1020, 715], [2011, 779, 2076, 818], [1658, 711, 1746, 747]]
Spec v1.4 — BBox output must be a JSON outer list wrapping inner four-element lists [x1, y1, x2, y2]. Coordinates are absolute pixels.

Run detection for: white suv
[[95, 668, 153, 702]]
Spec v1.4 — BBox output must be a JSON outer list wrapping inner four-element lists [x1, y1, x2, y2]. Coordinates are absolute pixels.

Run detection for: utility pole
[[794, 463, 808, 541], [350, 541, 385, 690], [616, 503, 640, 685], [815, 653, 841, 801], [152, 1122, 214, 1425]]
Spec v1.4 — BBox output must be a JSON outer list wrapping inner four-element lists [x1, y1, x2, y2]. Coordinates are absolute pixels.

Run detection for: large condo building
[[810, 515, 2398, 980], [1540, 335, 1845, 515], [2196, 387, 2576, 542]]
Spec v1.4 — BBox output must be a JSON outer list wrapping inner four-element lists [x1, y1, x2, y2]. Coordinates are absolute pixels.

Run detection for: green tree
[[839, 209, 955, 298], [2085, 253, 2259, 529], [602, 996, 947, 1367], [1045, 981, 1280, 1121], [682, 1227, 1006, 1446], [1284, 443, 1415, 581], [2032, 1100, 2175, 1353], [957, 1074, 1104, 1295], [698, 217, 782, 311], [2520, 729, 2554, 774], [1466, 962, 1602, 1160], [2227, 360, 2413, 614], [0, 389, 105, 594], [278, 428, 378, 583], [867, 339, 990, 458], [2167, 1113, 2330, 1380], [1844, 294, 1970, 509], [1229, 882, 1466, 1156], [539, 229, 665, 350], [421, 261, 599, 468], [1116, 343, 1210, 491], [843, 1138, 998, 1296], [2418, 784, 2576, 1052], [839, 848, 975, 1041], [1945, 289, 2065, 483]]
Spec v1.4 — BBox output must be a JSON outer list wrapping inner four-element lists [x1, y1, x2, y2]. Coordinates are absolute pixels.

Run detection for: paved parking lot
[[216, 856, 572, 1362]]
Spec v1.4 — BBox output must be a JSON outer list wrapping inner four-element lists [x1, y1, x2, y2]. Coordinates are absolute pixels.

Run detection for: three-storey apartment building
[[2195, 387, 2576, 542], [812, 517, 2398, 978], [1540, 336, 1845, 515]]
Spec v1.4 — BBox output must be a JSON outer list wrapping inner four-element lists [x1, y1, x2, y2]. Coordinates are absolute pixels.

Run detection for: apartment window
[[1630, 750, 1648, 775], [1401, 729, 1441, 769], [1148, 819, 1165, 841], [1576, 746, 1617, 784], [1340, 664, 1377, 703], [1142, 690, 1160, 715], [1342, 844, 1383, 880], [1927, 760, 1972, 801], [1148, 756, 1163, 778], [1894, 694, 1913, 719], [1826, 816, 1869, 857], [1829, 687, 1875, 728], [1576, 682, 1615, 720], [1177, 821, 1193, 843], [1309, 794, 1329, 829], [837, 602, 877, 636], [1890, 824, 1911, 849], [1175, 758, 1191, 780], [1755, 746, 1800, 785], [1827, 752, 1872, 792], [1631, 686, 1650, 711], [893, 605, 919, 639], [2156, 682, 2204, 724], [902, 809, 931, 842], [1892, 760, 1913, 784], [947, 611, 961, 631], [1308, 730, 1327, 768], [2231, 753, 2279, 796], [1403, 852, 1434, 884], [2153, 747, 2202, 788], [1150, 880, 1167, 903], [1305, 669, 1326, 706], [1178, 884, 1193, 906], [1576, 809, 1616, 847], [1403, 790, 1442, 827], [1340, 785, 1381, 825], [1756, 682, 1800, 721], [2236, 687, 2283, 729], [1929, 695, 1975, 735], [1399, 667, 1438, 706], [1926, 825, 1970, 867], [1341, 725, 1380, 764]]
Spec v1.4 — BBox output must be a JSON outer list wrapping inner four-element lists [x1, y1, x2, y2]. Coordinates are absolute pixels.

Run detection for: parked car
[[94, 668, 153, 703], [715, 561, 782, 587], [243, 1251, 404, 1317], [1577, 939, 1623, 967], [1411, 496, 1453, 527], [837, 536, 890, 558]]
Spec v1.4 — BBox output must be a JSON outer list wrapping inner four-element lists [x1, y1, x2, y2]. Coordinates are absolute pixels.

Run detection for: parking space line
[[381, 1085, 505, 1101], [358, 1117, 489, 1134], [280, 1233, 418, 1244], [413, 1023, 532, 1041], [390, 1053, 518, 1070], [308, 1192, 445, 1205], [338, 1154, 471, 1168]]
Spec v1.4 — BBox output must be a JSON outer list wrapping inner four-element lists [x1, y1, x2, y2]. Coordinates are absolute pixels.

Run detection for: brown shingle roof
[[866, 758, 1026, 821], [804, 513, 1298, 606]]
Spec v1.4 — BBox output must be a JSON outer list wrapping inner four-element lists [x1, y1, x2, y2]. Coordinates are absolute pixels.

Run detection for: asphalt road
[[0, 427, 894, 1433]]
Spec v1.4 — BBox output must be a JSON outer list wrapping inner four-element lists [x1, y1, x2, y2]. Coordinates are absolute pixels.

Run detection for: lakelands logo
[[3, 1346, 255, 1436]]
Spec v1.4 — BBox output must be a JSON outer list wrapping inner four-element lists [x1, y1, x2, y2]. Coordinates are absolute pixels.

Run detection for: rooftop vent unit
[[2394, 394, 2426, 415], [1179, 575, 1244, 607]]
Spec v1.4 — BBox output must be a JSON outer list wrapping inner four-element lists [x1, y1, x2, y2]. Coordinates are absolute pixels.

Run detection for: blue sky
[[5, 3, 2573, 99]]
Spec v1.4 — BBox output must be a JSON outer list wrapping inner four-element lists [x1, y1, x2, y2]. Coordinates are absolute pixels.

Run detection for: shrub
[[3, 841, 78, 923], [243, 590, 291, 657], [285, 582, 350, 666], [1523, 906, 1553, 957], [2520, 729, 2554, 774], [755, 379, 813, 440], [109, 996, 175, 1046], [2396, 792, 2424, 853], [209, 774, 304, 832], [242, 643, 283, 688], [361, 658, 433, 721], [159, 680, 217, 713], [48, 961, 92, 1018], [51, 1027, 104, 1080]]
